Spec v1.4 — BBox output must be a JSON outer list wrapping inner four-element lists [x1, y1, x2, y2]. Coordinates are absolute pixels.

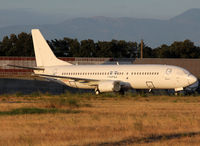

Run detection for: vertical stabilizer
[[31, 29, 72, 67]]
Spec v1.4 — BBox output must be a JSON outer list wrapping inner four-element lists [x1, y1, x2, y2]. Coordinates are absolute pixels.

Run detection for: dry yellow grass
[[0, 95, 200, 145]]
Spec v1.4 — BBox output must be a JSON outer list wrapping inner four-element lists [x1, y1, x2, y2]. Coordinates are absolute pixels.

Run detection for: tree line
[[0, 32, 200, 58]]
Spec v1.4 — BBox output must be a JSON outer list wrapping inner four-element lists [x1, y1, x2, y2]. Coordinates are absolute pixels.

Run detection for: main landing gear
[[95, 88, 100, 95], [119, 89, 125, 95], [175, 91, 186, 96], [174, 87, 185, 96], [95, 90, 100, 95]]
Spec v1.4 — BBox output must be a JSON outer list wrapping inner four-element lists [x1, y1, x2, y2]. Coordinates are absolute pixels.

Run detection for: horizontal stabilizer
[[7, 64, 44, 70]]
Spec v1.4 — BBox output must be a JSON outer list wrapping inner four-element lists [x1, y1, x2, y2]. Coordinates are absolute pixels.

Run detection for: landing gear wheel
[[95, 90, 100, 95], [175, 91, 185, 96], [119, 89, 125, 95]]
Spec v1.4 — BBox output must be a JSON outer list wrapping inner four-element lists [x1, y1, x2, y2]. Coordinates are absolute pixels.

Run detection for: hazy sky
[[1, 0, 200, 19]]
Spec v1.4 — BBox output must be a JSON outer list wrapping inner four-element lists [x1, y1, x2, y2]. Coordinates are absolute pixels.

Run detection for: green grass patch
[[46, 96, 80, 108], [15, 92, 25, 97], [0, 108, 80, 116], [29, 92, 41, 97], [2, 91, 200, 104]]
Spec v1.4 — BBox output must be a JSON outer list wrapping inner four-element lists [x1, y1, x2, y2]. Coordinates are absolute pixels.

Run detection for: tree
[[1, 32, 200, 58], [64, 38, 80, 57], [95, 41, 113, 57], [0, 33, 34, 56], [79, 39, 96, 57], [0, 36, 12, 56], [95, 40, 137, 58], [153, 44, 171, 58], [170, 40, 200, 58], [126, 42, 138, 58], [153, 40, 200, 58], [48, 39, 69, 57], [16, 32, 34, 56], [138, 42, 153, 58]]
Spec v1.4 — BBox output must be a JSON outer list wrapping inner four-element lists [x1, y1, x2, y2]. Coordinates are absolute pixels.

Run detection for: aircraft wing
[[6, 64, 99, 86], [36, 74, 100, 86]]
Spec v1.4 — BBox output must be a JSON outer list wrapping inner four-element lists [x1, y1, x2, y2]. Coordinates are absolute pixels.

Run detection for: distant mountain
[[170, 8, 200, 24], [1, 8, 200, 47]]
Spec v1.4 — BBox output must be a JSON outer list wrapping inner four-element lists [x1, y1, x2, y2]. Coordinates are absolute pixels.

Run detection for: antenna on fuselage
[[117, 62, 119, 65]]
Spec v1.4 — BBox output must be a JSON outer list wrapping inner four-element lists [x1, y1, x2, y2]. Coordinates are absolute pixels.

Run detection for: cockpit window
[[176, 69, 190, 76], [182, 69, 189, 75]]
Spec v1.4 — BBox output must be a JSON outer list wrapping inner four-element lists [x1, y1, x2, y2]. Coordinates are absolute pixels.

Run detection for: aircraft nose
[[188, 74, 198, 85]]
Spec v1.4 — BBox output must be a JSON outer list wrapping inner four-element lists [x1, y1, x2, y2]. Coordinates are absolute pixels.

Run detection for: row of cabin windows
[[62, 72, 159, 76]]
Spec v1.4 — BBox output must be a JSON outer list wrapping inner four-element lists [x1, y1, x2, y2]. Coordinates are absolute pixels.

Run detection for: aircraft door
[[146, 81, 155, 89]]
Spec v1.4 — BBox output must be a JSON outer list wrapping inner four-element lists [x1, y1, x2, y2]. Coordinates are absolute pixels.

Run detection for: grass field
[[1, 93, 200, 145]]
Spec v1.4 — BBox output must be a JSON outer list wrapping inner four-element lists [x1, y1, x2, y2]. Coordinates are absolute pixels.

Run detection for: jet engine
[[98, 80, 121, 93]]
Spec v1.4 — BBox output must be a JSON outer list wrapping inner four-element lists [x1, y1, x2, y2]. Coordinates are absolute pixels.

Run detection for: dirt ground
[[0, 94, 200, 146]]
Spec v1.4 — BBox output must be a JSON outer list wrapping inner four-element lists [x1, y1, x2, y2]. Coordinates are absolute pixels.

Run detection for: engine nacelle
[[98, 80, 121, 93]]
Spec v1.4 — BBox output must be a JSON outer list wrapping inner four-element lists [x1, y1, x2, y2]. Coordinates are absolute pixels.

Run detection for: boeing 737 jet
[[9, 29, 199, 94]]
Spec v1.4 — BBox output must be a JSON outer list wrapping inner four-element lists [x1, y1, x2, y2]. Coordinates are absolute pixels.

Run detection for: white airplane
[[8, 29, 199, 94]]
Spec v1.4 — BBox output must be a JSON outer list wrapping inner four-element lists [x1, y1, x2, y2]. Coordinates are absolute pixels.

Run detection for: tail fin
[[31, 29, 72, 67]]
